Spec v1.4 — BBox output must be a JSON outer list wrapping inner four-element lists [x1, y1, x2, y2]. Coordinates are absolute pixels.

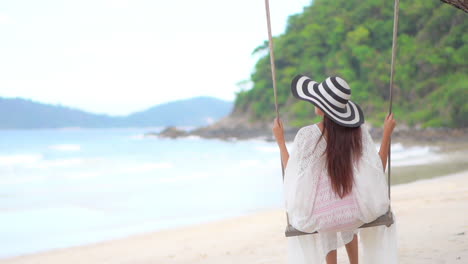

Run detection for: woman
[[272, 75, 397, 264]]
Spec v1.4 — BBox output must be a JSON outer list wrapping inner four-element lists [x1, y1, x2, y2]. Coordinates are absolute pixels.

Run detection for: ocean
[[0, 128, 438, 258]]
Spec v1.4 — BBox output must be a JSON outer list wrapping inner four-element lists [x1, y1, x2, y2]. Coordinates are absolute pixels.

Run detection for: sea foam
[[48, 144, 81, 151]]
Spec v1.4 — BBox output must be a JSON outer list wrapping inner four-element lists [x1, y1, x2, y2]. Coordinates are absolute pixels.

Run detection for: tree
[[233, 0, 468, 128]]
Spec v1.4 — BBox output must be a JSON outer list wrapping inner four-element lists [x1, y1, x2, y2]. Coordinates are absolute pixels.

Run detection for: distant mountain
[[126, 96, 233, 127], [0, 96, 233, 129], [0, 98, 116, 129]]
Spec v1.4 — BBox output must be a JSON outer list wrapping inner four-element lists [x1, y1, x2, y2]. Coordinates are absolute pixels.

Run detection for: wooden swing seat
[[285, 210, 394, 237]]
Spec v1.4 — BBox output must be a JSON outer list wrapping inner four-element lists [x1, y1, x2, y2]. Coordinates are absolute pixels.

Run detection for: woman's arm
[[272, 118, 289, 168], [378, 113, 396, 171], [277, 141, 290, 168]]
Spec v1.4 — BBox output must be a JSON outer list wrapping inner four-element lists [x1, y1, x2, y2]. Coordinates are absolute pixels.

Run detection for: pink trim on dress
[[311, 170, 361, 232]]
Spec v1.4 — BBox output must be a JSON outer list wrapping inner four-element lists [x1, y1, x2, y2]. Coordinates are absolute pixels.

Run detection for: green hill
[[234, 0, 467, 128]]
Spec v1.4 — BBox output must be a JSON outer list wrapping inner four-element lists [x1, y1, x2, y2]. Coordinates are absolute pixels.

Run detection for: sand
[[2, 170, 467, 264]]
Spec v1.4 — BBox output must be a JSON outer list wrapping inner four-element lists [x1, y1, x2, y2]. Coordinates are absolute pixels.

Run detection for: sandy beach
[[2, 170, 467, 264]]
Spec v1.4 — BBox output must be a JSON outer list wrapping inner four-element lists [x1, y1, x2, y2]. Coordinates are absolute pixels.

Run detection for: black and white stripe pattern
[[291, 75, 364, 127]]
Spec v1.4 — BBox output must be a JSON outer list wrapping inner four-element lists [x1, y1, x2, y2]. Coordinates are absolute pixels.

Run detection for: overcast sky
[[0, 0, 311, 115]]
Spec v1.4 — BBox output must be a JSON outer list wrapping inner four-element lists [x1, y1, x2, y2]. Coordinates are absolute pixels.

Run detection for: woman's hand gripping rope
[[272, 117, 289, 169]]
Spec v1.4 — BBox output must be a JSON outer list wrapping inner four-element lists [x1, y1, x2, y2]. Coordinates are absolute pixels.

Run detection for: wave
[[392, 154, 442, 167], [120, 162, 174, 174], [65, 172, 102, 180], [129, 134, 145, 140], [185, 135, 202, 140], [239, 159, 261, 168], [377, 143, 440, 167], [0, 154, 84, 169], [157, 172, 210, 183], [48, 144, 81, 151], [0, 154, 43, 166], [31, 158, 83, 169], [254, 146, 278, 153]]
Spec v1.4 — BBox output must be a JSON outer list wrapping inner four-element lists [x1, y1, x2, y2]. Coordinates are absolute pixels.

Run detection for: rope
[[264, 0, 280, 119], [264, 0, 283, 176], [264, 0, 289, 226], [388, 0, 400, 199]]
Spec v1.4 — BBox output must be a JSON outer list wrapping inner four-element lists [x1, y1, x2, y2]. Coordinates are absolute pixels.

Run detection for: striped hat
[[291, 75, 364, 127]]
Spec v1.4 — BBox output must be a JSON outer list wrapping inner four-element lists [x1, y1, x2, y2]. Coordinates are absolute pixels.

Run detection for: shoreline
[[2, 170, 468, 264], [152, 122, 468, 145]]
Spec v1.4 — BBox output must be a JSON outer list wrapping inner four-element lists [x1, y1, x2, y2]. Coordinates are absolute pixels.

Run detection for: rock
[[157, 126, 188, 139], [189, 114, 300, 141], [148, 114, 468, 143]]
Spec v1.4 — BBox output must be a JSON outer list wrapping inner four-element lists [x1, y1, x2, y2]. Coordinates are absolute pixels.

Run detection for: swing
[[263, 0, 400, 237]]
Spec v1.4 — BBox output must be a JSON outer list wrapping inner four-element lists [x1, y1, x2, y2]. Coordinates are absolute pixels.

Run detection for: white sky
[[0, 0, 311, 115]]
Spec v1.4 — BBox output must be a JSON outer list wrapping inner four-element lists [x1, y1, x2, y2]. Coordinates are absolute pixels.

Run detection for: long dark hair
[[320, 116, 362, 198]]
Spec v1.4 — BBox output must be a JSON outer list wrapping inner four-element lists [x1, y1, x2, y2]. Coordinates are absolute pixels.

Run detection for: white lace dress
[[283, 124, 398, 264]]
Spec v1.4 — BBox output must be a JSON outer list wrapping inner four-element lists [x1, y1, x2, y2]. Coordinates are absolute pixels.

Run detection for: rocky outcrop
[[148, 114, 297, 141], [153, 126, 188, 139], [151, 116, 468, 144]]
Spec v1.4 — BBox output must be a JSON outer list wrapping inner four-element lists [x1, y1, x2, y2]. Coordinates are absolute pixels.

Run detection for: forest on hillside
[[234, 0, 467, 128]]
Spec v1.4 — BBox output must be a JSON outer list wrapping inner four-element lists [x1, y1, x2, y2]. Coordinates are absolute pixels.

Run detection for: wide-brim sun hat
[[291, 75, 364, 127]]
